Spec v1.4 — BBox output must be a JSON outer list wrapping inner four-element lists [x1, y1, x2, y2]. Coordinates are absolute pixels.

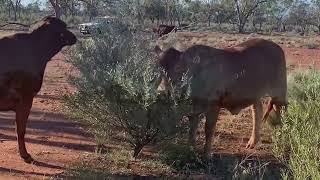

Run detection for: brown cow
[[153, 24, 177, 37], [0, 16, 77, 163], [155, 38, 287, 159]]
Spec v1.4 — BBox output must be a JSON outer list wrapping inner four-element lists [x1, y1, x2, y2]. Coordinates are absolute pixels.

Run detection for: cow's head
[[154, 45, 187, 94], [31, 16, 77, 47]]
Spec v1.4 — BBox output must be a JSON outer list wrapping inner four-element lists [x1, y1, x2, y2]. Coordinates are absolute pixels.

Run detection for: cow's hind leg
[[15, 99, 33, 163], [246, 101, 263, 149], [204, 105, 219, 159]]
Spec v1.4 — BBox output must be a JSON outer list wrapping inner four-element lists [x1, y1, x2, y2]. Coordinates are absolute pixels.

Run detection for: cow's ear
[[154, 45, 162, 56], [30, 16, 51, 32]]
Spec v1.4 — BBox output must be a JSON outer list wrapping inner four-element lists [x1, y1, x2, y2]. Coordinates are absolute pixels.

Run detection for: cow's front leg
[[204, 105, 219, 160], [15, 98, 33, 163], [188, 114, 200, 148], [246, 101, 263, 149]]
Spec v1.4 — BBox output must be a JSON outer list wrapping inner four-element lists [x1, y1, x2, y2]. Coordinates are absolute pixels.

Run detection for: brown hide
[[0, 16, 77, 163], [155, 38, 287, 158]]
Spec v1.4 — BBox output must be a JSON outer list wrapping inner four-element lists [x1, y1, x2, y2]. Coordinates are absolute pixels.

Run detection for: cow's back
[[183, 39, 286, 111], [232, 39, 287, 100], [0, 34, 40, 73]]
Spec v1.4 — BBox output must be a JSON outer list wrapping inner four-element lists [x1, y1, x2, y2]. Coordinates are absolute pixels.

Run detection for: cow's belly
[[190, 70, 276, 114], [221, 98, 254, 115]]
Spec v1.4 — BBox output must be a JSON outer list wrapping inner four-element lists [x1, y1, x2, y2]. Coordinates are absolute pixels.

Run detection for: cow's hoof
[[246, 136, 260, 149], [21, 154, 34, 164]]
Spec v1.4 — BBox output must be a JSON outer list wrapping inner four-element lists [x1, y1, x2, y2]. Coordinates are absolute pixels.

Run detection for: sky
[[22, 0, 45, 6]]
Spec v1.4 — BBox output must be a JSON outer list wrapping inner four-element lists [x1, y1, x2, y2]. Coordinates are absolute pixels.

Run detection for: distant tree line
[[0, 0, 117, 25], [133, 0, 320, 34], [1, 0, 320, 34]]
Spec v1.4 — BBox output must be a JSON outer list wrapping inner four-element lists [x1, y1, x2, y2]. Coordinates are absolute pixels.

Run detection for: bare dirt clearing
[[0, 31, 318, 179]]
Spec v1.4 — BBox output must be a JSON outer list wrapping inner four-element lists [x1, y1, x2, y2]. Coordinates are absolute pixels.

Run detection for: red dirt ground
[[284, 47, 320, 69], [0, 45, 318, 179]]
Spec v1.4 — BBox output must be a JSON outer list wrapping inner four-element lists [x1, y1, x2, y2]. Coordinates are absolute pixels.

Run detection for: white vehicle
[[79, 16, 116, 34]]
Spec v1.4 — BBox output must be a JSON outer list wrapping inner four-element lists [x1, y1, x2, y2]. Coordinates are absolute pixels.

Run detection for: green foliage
[[287, 69, 320, 101], [159, 143, 206, 172], [65, 20, 191, 157], [158, 142, 283, 179], [273, 70, 320, 179]]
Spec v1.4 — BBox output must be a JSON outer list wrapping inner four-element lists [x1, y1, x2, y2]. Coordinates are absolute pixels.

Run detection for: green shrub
[[159, 143, 206, 172], [65, 20, 191, 157], [273, 70, 320, 179], [287, 69, 320, 101]]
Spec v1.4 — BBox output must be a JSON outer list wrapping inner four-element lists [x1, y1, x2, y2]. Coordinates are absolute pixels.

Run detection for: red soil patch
[[283, 47, 320, 69]]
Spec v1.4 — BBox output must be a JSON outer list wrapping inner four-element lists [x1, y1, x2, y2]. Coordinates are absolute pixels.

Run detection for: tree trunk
[[259, 22, 262, 31], [218, 22, 222, 30], [49, 0, 62, 19], [174, 9, 181, 26], [10, 0, 21, 21], [282, 24, 286, 32], [133, 144, 143, 158], [252, 21, 257, 32], [13, 7, 17, 21], [238, 21, 245, 33], [7, 3, 11, 20], [18, 3, 21, 19]]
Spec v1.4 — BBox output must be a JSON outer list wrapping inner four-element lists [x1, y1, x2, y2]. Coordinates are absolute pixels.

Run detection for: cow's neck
[[29, 31, 63, 84], [38, 43, 63, 63], [30, 31, 63, 64]]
